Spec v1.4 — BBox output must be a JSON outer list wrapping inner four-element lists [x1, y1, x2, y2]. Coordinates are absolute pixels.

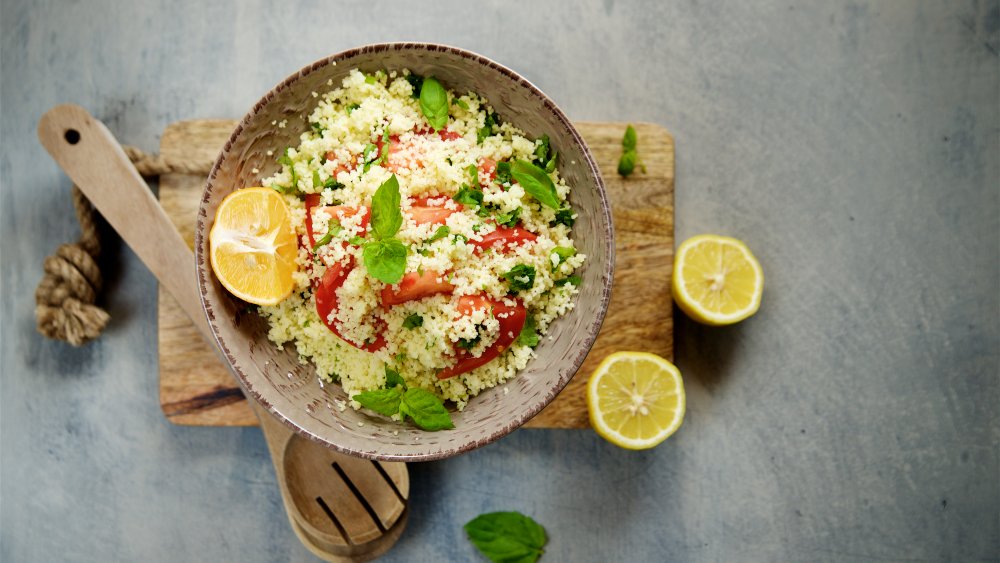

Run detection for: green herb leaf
[[457, 335, 480, 351], [555, 274, 582, 287], [324, 176, 345, 190], [554, 207, 576, 227], [362, 238, 408, 284], [453, 186, 484, 209], [464, 511, 547, 563], [622, 124, 637, 151], [419, 76, 449, 131], [550, 246, 576, 272], [495, 161, 511, 185], [346, 103, 360, 115], [349, 235, 366, 246], [405, 73, 423, 98], [427, 225, 451, 243], [371, 175, 403, 239], [385, 366, 405, 389], [618, 150, 637, 177], [400, 388, 454, 431], [365, 73, 377, 85], [353, 387, 403, 417], [516, 316, 540, 348], [403, 314, 424, 330], [453, 97, 469, 110], [511, 160, 560, 209], [466, 164, 479, 187], [453, 234, 468, 245], [503, 264, 536, 292], [310, 122, 325, 135], [476, 111, 500, 144], [277, 148, 299, 193], [495, 207, 521, 228], [312, 222, 343, 252]]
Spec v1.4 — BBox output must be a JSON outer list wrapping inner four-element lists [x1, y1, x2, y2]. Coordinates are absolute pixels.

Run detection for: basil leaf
[[403, 314, 423, 330], [623, 124, 637, 151], [511, 160, 560, 209], [362, 238, 407, 284], [495, 207, 521, 228], [385, 366, 405, 389], [419, 76, 449, 131], [453, 186, 484, 209], [516, 316, 539, 348], [312, 222, 343, 252], [353, 387, 403, 417], [400, 388, 454, 431], [349, 235, 366, 246], [550, 246, 576, 271], [618, 149, 637, 177], [464, 512, 547, 563], [427, 225, 450, 243], [553, 207, 576, 227], [371, 175, 403, 239], [555, 274, 582, 287], [503, 264, 536, 292], [405, 73, 423, 98]]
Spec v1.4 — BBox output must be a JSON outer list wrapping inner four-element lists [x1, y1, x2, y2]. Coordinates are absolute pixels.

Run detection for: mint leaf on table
[[464, 511, 547, 563], [511, 160, 560, 209], [419, 76, 449, 130], [353, 387, 403, 417], [503, 264, 536, 293], [400, 388, 454, 431], [363, 238, 407, 284]]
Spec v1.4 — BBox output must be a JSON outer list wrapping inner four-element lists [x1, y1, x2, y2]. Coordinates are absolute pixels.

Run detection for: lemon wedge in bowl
[[587, 352, 685, 450], [209, 187, 298, 306], [672, 234, 763, 326]]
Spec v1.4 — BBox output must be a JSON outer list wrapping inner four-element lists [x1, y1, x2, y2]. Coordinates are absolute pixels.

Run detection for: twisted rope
[[35, 146, 213, 346]]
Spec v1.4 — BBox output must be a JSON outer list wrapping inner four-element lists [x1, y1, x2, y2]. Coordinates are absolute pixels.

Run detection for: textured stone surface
[[1, 1, 997, 561]]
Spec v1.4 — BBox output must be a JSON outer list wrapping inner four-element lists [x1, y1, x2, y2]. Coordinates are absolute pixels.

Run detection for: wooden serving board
[[158, 120, 673, 429]]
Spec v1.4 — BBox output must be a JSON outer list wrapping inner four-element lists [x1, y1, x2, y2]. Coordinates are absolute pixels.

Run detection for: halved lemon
[[672, 234, 763, 326], [209, 187, 298, 306], [587, 352, 685, 450]]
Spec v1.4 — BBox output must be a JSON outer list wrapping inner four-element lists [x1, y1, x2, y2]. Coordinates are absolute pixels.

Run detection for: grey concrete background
[[2, 1, 997, 561]]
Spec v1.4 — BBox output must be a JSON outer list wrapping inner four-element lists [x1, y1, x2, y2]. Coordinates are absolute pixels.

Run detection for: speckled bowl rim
[[195, 42, 614, 461]]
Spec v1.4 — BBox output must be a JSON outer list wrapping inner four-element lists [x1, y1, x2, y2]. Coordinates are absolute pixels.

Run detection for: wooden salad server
[[38, 104, 409, 562]]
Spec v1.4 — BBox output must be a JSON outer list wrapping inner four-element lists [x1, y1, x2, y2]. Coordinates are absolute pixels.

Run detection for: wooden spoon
[[38, 104, 409, 562]]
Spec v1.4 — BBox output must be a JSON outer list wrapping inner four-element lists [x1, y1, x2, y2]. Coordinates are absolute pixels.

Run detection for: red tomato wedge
[[313, 258, 387, 353], [305, 201, 370, 248], [407, 196, 461, 225], [471, 227, 538, 252], [438, 295, 527, 379], [478, 157, 498, 184], [380, 270, 455, 309], [323, 152, 357, 176]]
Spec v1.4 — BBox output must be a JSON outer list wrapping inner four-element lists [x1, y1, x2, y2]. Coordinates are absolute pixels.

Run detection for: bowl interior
[[195, 43, 613, 461]]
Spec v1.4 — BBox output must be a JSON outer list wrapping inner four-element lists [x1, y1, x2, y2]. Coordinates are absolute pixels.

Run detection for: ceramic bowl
[[195, 43, 613, 461]]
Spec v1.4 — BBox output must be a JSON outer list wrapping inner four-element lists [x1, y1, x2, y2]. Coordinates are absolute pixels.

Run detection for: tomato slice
[[407, 196, 461, 225], [323, 152, 357, 176], [437, 295, 527, 379], [306, 203, 370, 248], [380, 270, 455, 309], [471, 227, 538, 252], [438, 129, 462, 141], [478, 157, 498, 184]]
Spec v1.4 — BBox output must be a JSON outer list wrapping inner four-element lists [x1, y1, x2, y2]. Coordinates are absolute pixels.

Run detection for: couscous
[[254, 69, 584, 425]]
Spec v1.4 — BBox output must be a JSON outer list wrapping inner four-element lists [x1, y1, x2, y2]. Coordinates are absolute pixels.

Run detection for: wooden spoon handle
[[37, 104, 211, 340]]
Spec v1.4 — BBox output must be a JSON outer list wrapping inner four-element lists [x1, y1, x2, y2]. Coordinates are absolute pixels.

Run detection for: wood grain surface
[[158, 120, 673, 429]]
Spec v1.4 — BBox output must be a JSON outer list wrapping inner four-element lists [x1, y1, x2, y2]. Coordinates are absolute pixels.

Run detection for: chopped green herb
[[452, 97, 469, 110], [517, 316, 540, 348], [349, 235, 365, 246], [403, 314, 424, 330], [312, 221, 343, 251], [532, 134, 558, 173], [511, 160, 560, 209], [466, 164, 479, 187], [324, 176, 345, 190], [365, 73, 377, 85], [555, 274, 582, 287], [453, 186, 484, 209], [385, 366, 405, 388], [405, 73, 423, 98], [503, 264, 536, 292], [309, 122, 325, 135], [346, 103, 360, 115], [496, 160, 512, 185], [464, 511, 547, 563], [419, 76, 449, 130], [276, 148, 299, 193], [453, 234, 468, 245], [427, 225, 450, 242], [495, 207, 521, 227], [477, 111, 500, 145], [457, 336, 480, 351], [550, 246, 576, 271], [554, 207, 576, 227]]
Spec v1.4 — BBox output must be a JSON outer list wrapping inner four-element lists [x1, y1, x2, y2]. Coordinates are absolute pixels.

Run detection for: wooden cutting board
[[158, 120, 673, 429]]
